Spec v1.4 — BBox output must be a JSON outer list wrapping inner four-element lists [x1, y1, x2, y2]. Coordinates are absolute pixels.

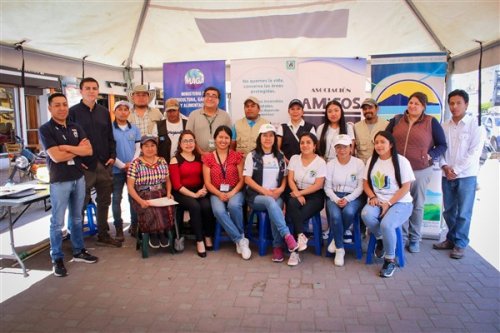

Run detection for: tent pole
[[125, 0, 150, 71]]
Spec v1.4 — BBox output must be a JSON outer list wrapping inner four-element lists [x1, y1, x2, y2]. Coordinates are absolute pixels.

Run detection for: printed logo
[[286, 60, 296, 70], [184, 68, 205, 89], [71, 128, 78, 138], [372, 171, 390, 190], [309, 170, 317, 178]]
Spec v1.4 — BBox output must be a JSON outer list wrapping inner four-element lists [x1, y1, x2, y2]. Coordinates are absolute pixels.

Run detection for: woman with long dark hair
[[286, 132, 326, 266], [361, 131, 415, 278], [317, 100, 355, 162], [169, 130, 215, 258], [243, 124, 299, 263], [386, 92, 447, 253], [203, 125, 251, 260]]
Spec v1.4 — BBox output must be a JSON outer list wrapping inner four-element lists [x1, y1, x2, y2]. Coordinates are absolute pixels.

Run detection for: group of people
[[40, 78, 484, 279]]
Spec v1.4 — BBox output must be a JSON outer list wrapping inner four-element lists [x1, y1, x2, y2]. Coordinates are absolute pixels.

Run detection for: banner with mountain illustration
[[370, 52, 448, 239]]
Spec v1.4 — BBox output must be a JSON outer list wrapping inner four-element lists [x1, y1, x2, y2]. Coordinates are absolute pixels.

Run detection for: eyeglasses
[[181, 139, 195, 144], [204, 94, 219, 99]]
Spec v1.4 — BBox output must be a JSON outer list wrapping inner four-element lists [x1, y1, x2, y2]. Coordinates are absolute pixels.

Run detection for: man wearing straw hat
[[128, 84, 163, 136]]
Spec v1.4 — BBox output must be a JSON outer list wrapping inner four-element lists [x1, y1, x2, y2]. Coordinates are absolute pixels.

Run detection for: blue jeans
[[251, 195, 290, 248], [210, 192, 245, 243], [112, 172, 137, 228], [361, 202, 413, 260], [442, 176, 477, 249], [326, 192, 363, 248], [49, 176, 86, 261]]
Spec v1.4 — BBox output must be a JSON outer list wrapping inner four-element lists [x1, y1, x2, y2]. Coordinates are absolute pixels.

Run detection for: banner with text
[[371, 52, 448, 239], [163, 60, 226, 116], [230, 58, 366, 128]]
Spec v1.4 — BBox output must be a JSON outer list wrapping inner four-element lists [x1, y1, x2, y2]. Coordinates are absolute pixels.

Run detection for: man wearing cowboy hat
[[155, 98, 187, 162], [127, 84, 163, 136]]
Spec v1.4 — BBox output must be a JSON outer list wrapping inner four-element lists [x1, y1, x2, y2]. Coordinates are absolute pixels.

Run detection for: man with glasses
[[186, 86, 231, 155], [353, 98, 388, 164], [155, 98, 187, 163]]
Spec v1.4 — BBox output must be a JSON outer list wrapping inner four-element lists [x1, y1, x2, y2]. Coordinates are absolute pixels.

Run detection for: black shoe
[[73, 249, 98, 263], [197, 250, 207, 258], [380, 259, 396, 278], [53, 259, 67, 277], [149, 233, 160, 248], [205, 246, 214, 251], [96, 234, 122, 248], [158, 232, 170, 248], [374, 239, 385, 258]]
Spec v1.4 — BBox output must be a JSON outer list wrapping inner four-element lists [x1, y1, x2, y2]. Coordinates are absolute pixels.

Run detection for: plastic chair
[[326, 213, 363, 260], [82, 202, 98, 237], [246, 210, 273, 256], [365, 226, 405, 267], [213, 220, 232, 251]]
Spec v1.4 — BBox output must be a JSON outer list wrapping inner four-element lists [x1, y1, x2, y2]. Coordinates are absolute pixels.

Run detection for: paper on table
[[147, 197, 178, 207]]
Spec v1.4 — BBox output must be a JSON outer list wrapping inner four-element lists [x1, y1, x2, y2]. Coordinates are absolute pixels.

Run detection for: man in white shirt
[[155, 98, 187, 162], [434, 89, 485, 259]]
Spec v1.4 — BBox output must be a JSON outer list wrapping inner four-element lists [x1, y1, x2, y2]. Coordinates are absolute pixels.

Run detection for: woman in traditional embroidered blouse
[[127, 135, 174, 249], [202, 125, 251, 260]]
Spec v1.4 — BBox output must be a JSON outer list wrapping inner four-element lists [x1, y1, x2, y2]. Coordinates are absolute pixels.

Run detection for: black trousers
[[286, 190, 325, 236], [173, 191, 215, 241]]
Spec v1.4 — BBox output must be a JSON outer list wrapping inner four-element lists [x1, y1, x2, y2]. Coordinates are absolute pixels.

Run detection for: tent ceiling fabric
[[1, 1, 498, 70]]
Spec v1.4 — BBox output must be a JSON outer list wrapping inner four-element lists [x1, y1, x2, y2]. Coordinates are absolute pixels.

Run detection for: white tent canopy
[[1, 0, 499, 83]]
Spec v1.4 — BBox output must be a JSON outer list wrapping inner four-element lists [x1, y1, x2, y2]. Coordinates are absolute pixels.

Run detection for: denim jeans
[[251, 195, 290, 248], [442, 176, 477, 249], [326, 192, 363, 248], [361, 202, 413, 260], [49, 176, 86, 261], [112, 172, 137, 228], [404, 166, 432, 242], [210, 191, 245, 243]]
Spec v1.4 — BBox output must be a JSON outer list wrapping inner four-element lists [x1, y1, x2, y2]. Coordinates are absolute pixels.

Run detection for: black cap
[[288, 99, 304, 109]]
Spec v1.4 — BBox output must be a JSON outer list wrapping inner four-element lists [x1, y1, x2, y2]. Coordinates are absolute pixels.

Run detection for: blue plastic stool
[[246, 210, 273, 256], [82, 202, 98, 237], [213, 220, 232, 251], [365, 226, 405, 267], [326, 213, 363, 260], [288, 213, 323, 256]]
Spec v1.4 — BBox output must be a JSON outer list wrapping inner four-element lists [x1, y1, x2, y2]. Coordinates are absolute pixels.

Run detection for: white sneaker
[[238, 238, 251, 260], [287, 252, 301, 266], [334, 248, 345, 266], [327, 239, 337, 253], [236, 242, 242, 254], [297, 233, 308, 252]]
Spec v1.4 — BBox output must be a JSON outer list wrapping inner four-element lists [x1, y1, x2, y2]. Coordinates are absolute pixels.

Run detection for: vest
[[245, 150, 287, 205], [235, 117, 269, 156], [353, 118, 388, 164], [281, 122, 315, 160], [156, 119, 187, 163], [390, 113, 433, 170]]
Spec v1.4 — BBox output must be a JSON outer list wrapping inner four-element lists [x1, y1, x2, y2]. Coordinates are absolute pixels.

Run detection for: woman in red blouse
[[170, 130, 214, 258], [203, 125, 251, 260]]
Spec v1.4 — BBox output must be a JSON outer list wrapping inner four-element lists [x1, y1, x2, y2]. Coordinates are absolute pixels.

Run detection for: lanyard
[[215, 149, 228, 180], [204, 113, 218, 135]]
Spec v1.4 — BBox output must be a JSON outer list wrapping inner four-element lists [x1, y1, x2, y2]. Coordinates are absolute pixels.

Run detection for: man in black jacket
[[155, 98, 187, 162]]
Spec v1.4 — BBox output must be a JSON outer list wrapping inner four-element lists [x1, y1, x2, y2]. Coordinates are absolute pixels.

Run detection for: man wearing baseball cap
[[155, 98, 187, 162], [111, 100, 141, 239], [231, 96, 270, 156], [353, 98, 388, 164], [276, 99, 316, 161], [128, 84, 163, 137]]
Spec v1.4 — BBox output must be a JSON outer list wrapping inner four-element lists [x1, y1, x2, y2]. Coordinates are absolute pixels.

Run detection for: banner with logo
[[371, 52, 448, 239], [163, 60, 226, 116], [230, 58, 366, 128]]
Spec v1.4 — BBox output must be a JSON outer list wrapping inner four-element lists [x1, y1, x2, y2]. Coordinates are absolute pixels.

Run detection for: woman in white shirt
[[317, 100, 355, 162], [244, 124, 299, 263], [361, 131, 415, 278], [324, 134, 365, 266], [286, 132, 326, 266]]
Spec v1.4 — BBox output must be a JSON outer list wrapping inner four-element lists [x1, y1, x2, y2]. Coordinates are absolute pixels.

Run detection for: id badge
[[220, 184, 230, 192], [67, 159, 75, 166], [209, 139, 215, 149]]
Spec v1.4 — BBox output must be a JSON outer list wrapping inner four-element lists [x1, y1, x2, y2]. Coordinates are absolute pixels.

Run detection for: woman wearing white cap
[[324, 134, 365, 266], [243, 123, 299, 263], [317, 100, 355, 162]]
